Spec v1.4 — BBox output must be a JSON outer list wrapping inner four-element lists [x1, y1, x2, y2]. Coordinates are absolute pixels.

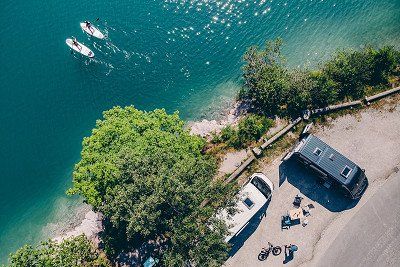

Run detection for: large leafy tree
[[308, 71, 338, 107], [7, 235, 109, 267], [68, 106, 233, 265], [322, 47, 375, 99], [372, 46, 400, 83], [285, 70, 313, 116], [163, 211, 230, 267], [241, 38, 290, 115]]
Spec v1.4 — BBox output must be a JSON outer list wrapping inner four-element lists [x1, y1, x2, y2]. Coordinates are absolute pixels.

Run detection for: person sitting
[[293, 194, 303, 207]]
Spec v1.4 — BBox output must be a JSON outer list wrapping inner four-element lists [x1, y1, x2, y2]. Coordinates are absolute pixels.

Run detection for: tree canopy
[[240, 39, 400, 117], [241, 38, 290, 115], [68, 106, 234, 265], [7, 235, 109, 267]]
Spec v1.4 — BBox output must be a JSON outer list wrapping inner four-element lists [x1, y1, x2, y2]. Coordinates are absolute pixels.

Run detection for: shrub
[[309, 71, 338, 107], [241, 38, 400, 117], [237, 114, 274, 144], [214, 115, 274, 149], [210, 131, 222, 144], [226, 132, 241, 148], [8, 235, 110, 267], [220, 125, 236, 142]]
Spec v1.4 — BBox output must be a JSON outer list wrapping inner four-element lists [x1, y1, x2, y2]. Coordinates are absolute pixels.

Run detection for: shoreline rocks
[[188, 101, 248, 137], [53, 210, 103, 245]]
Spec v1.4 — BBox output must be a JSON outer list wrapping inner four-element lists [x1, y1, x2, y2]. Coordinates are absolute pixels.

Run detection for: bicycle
[[257, 242, 282, 261]]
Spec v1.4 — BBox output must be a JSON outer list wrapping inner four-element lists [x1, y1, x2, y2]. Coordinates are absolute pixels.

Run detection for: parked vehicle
[[288, 134, 368, 199], [221, 173, 274, 243], [258, 242, 282, 261]]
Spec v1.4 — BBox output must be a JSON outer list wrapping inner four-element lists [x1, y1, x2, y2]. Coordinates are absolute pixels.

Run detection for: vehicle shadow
[[227, 200, 271, 258], [279, 159, 359, 212]]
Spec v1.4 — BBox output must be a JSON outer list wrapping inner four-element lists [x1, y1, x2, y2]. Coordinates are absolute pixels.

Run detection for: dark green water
[[1, 0, 399, 262]]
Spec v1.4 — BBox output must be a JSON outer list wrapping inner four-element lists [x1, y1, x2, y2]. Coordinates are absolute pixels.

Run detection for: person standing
[[283, 244, 298, 264]]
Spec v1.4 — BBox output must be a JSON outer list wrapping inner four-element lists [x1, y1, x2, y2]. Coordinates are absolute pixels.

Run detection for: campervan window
[[313, 147, 322, 156], [243, 197, 255, 209], [251, 177, 272, 199], [341, 166, 352, 178]]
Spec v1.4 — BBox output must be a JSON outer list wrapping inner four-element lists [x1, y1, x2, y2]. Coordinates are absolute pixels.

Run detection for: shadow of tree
[[227, 200, 271, 258], [99, 219, 162, 266], [279, 159, 359, 212]]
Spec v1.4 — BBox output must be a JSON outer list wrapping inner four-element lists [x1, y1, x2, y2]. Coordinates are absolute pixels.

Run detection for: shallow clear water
[[0, 0, 399, 262]]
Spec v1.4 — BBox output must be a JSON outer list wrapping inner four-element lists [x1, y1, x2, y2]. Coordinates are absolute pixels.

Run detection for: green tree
[[285, 70, 313, 116], [309, 71, 338, 108], [371, 46, 400, 84], [321, 45, 400, 99], [7, 235, 109, 267], [68, 106, 233, 265], [241, 39, 399, 117], [163, 213, 229, 267], [241, 38, 290, 115], [237, 114, 274, 144], [322, 47, 375, 99]]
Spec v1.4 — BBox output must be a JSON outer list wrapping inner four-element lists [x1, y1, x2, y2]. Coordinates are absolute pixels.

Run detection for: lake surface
[[0, 0, 399, 262]]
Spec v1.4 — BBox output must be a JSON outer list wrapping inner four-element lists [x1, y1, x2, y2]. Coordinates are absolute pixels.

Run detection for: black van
[[290, 134, 368, 199]]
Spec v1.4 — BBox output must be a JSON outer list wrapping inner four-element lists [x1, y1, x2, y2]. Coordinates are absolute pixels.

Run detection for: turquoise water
[[0, 0, 399, 262]]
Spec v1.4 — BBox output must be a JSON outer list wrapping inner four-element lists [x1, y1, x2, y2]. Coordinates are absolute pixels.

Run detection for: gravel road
[[225, 96, 400, 267]]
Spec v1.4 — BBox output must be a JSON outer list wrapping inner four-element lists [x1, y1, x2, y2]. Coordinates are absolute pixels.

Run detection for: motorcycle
[[257, 242, 282, 261]]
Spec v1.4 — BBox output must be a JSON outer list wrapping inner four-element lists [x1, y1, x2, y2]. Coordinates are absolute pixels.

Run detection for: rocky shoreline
[[188, 101, 248, 137], [52, 209, 103, 246]]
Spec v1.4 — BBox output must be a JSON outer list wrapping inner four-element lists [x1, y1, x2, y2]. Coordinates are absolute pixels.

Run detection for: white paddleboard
[[65, 38, 94, 58], [80, 22, 105, 39]]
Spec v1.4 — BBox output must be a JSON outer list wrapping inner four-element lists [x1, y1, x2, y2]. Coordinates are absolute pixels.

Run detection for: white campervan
[[223, 172, 274, 243]]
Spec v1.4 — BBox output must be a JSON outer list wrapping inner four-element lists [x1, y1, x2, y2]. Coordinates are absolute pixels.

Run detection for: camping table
[[289, 208, 304, 220]]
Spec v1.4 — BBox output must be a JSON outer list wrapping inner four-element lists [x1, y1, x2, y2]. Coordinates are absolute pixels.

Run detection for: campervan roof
[[223, 173, 273, 242], [296, 134, 360, 185]]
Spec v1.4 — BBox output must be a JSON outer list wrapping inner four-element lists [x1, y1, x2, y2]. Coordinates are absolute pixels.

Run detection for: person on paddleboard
[[84, 21, 94, 34], [72, 37, 82, 51]]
